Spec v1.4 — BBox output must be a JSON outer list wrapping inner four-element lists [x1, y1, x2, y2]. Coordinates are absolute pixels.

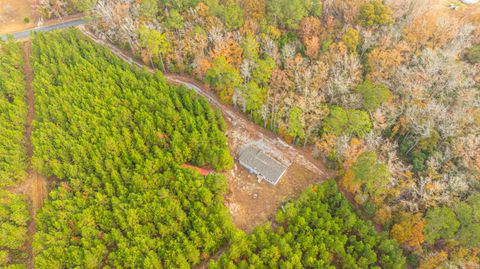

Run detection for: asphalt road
[[0, 19, 86, 41]]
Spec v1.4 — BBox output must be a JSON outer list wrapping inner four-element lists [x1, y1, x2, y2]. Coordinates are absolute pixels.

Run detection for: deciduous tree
[[322, 106, 372, 138], [358, 0, 393, 27], [366, 46, 402, 83], [391, 213, 425, 249], [342, 27, 360, 54], [287, 107, 304, 143], [424, 207, 460, 244], [403, 13, 458, 51], [139, 25, 171, 71], [356, 80, 391, 111], [205, 56, 242, 103]]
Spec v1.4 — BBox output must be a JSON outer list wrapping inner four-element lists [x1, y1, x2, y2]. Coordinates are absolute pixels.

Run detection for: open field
[[0, 1, 84, 38], [0, 0, 38, 35]]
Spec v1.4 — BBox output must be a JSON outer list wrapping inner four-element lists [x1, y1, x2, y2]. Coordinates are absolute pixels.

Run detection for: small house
[[238, 144, 288, 185]]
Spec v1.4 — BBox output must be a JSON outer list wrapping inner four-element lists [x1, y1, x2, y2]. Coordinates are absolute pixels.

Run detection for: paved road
[[1, 19, 86, 41]]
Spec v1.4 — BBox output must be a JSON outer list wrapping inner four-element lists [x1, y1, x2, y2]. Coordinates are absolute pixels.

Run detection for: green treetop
[[322, 106, 372, 137], [205, 56, 242, 104], [138, 25, 171, 71], [358, 0, 393, 27], [424, 207, 460, 244], [356, 80, 392, 111]]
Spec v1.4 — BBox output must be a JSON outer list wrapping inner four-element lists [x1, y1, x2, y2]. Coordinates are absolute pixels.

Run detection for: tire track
[[18, 40, 48, 269]]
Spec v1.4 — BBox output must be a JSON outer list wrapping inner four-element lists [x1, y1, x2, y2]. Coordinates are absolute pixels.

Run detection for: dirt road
[[15, 40, 49, 269]]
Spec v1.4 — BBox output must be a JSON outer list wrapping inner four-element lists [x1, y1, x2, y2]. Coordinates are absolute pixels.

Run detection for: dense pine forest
[[0, 40, 30, 268], [0, 190, 30, 267], [31, 30, 235, 268], [0, 40, 28, 187]]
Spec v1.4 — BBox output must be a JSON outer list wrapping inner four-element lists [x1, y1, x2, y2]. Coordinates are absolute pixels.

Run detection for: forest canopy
[[209, 180, 406, 269], [31, 29, 235, 268], [0, 190, 30, 267], [0, 40, 28, 187], [0, 39, 30, 268]]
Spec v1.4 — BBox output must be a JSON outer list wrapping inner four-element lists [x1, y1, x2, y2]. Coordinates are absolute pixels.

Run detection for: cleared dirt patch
[[0, 0, 38, 35], [225, 163, 319, 232], [223, 118, 331, 232]]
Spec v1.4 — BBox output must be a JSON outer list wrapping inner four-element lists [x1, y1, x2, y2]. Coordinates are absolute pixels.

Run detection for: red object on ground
[[181, 164, 210, 176]]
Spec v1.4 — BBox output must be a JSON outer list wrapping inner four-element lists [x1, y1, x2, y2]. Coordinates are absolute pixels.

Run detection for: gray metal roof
[[238, 144, 288, 185]]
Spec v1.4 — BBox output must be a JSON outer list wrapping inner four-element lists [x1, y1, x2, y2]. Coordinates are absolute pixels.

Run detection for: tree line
[[31, 29, 235, 268], [209, 180, 406, 269], [0, 39, 30, 268]]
